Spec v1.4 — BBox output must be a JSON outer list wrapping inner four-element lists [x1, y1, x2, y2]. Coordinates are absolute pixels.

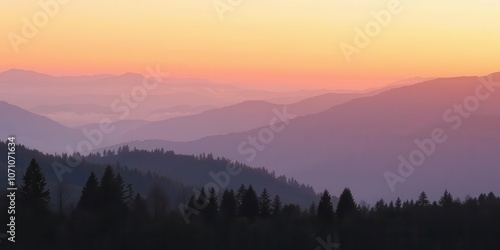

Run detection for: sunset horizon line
[[0, 67, 449, 93]]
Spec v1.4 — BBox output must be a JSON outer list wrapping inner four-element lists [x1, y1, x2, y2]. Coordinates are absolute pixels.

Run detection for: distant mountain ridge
[[0, 84, 377, 149], [103, 73, 500, 202], [119, 83, 418, 142], [0, 101, 83, 153]]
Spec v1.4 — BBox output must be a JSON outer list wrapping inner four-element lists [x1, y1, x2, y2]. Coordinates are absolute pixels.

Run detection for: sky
[[1, 0, 499, 91]]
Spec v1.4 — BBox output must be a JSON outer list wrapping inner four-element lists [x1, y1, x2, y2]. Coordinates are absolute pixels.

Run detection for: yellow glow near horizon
[[1, 0, 499, 90]]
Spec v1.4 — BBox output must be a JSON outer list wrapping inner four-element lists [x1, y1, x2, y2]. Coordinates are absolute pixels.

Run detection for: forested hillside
[[0, 142, 319, 208], [85, 145, 318, 207]]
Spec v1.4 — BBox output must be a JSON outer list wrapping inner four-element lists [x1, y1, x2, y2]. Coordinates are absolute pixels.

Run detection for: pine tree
[[402, 200, 409, 208], [16, 158, 52, 244], [375, 199, 387, 211], [77, 172, 100, 210], [113, 173, 128, 212], [99, 166, 127, 209], [19, 158, 51, 211], [478, 193, 487, 205], [395, 197, 402, 210], [99, 165, 128, 226], [416, 192, 430, 207], [202, 188, 218, 223], [336, 188, 357, 221], [258, 188, 272, 218], [388, 201, 395, 211], [317, 190, 334, 223], [240, 185, 259, 218], [486, 192, 497, 204], [100, 165, 117, 203], [271, 195, 282, 217], [439, 190, 454, 207], [220, 189, 237, 220]]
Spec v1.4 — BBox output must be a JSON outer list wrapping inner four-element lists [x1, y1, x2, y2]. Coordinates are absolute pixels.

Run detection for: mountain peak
[[0, 68, 55, 82], [1, 68, 51, 76]]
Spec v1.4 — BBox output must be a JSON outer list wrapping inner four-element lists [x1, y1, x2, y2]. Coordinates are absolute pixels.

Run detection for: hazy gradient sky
[[1, 0, 499, 90]]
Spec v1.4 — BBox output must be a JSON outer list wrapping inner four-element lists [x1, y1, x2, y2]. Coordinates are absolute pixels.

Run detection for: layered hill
[[110, 74, 500, 202], [0, 142, 320, 208]]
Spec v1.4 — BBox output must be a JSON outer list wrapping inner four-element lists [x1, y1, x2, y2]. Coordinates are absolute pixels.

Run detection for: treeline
[[86, 145, 318, 207], [2, 158, 500, 249], [0, 141, 188, 206], [0, 141, 318, 210]]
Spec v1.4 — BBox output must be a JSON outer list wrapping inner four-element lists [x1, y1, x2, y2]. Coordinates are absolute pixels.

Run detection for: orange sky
[[1, 0, 499, 91]]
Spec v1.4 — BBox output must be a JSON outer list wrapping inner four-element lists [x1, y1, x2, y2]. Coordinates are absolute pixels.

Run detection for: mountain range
[[103, 74, 500, 202], [0, 69, 336, 125], [2, 69, 497, 202]]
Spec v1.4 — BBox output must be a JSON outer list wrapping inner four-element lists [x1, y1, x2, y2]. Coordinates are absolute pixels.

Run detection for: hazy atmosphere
[[1, 1, 499, 249]]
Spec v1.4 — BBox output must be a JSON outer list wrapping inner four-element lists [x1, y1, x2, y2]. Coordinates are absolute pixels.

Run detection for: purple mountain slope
[[107, 74, 500, 202]]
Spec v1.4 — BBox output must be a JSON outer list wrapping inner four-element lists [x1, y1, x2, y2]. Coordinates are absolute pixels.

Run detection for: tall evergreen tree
[[240, 185, 259, 218], [202, 188, 218, 223], [271, 195, 282, 217], [220, 189, 237, 220], [259, 188, 272, 218], [336, 188, 357, 221], [114, 173, 128, 212], [17, 158, 52, 245], [99, 165, 128, 227], [77, 172, 100, 210], [439, 190, 454, 207], [416, 192, 430, 207], [19, 158, 51, 211], [375, 199, 387, 211], [317, 190, 334, 223], [478, 193, 487, 205], [395, 197, 402, 210], [388, 201, 395, 211], [486, 192, 497, 204], [100, 165, 117, 202], [99, 166, 127, 210]]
